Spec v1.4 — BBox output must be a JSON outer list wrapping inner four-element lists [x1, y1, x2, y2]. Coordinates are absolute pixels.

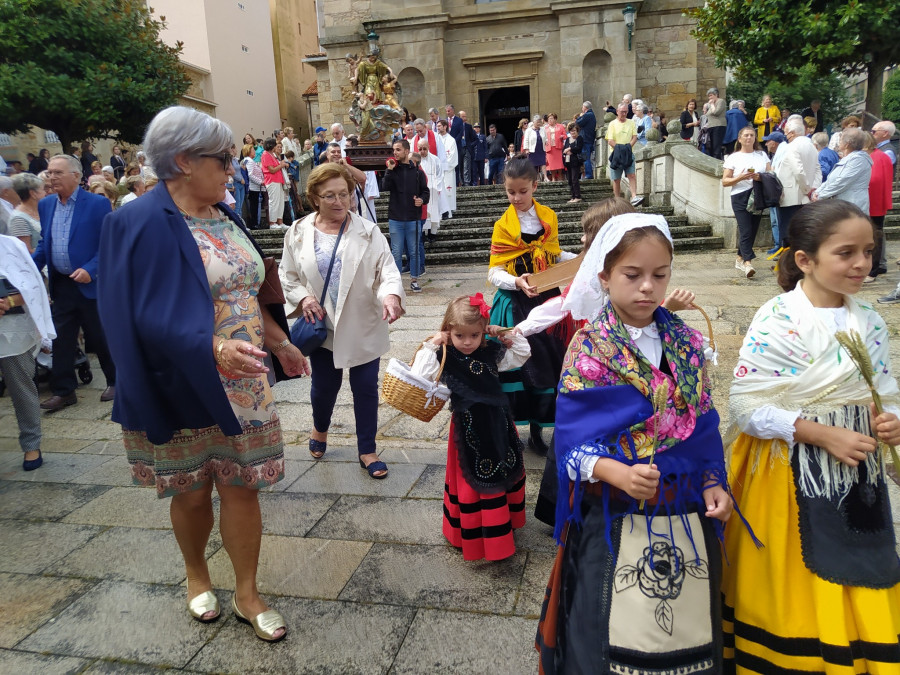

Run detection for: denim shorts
[[608, 160, 635, 180]]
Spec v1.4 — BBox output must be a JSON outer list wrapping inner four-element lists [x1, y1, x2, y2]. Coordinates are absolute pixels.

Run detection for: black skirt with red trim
[[443, 419, 526, 561]]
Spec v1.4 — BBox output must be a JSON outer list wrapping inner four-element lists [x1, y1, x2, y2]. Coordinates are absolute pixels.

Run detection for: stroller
[[0, 332, 93, 397]]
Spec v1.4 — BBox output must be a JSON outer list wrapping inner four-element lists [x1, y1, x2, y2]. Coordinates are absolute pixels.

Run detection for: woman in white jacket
[[522, 115, 548, 180], [279, 163, 405, 478]]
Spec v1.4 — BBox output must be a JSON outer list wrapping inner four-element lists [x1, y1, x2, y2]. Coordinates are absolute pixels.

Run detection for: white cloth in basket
[[385, 352, 451, 411]]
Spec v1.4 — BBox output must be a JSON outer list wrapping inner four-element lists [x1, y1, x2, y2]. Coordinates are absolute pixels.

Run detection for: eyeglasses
[[199, 152, 233, 170], [317, 192, 351, 204]]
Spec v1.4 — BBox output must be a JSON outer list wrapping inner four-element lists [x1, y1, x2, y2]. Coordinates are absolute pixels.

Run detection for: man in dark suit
[[575, 101, 598, 179], [445, 104, 465, 185], [33, 154, 116, 410], [459, 110, 478, 186], [801, 99, 824, 134], [472, 123, 487, 185]]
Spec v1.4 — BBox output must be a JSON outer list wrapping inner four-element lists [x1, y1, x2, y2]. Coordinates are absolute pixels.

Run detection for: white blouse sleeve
[[517, 296, 565, 337], [738, 406, 801, 443], [409, 340, 442, 379], [497, 332, 532, 371], [488, 265, 518, 290], [566, 451, 601, 483], [559, 250, 578, 262]]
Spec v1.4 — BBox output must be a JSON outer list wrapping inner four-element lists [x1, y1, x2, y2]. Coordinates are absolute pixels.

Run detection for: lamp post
[[623, 4, 636, 52], [366, 28, 380, 55]]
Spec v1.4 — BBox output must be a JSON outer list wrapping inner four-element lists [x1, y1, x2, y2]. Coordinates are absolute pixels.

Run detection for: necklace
[[173, 198, 218, 220]]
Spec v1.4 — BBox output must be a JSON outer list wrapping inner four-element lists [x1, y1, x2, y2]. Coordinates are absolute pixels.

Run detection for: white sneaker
[[744, 261, 755, 278], [735, 258, 745, 272], [630, 196, 644, 207]]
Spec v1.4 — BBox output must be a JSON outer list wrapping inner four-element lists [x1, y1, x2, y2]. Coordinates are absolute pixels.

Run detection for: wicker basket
[[692, 303, 717, 353], [381, 343, 449, 422]]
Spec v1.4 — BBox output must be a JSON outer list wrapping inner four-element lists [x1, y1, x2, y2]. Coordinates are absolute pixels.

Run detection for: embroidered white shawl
[[729, 282, 900, 500]]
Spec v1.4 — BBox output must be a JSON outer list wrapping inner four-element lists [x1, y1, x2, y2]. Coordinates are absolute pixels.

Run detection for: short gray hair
[[875, 120, 896, 136], [49, 154, 82, 174], [428, 107, 439, 116], [0, 176, 13, 192], [707, 87, 719, 96], [730, 100, 742, 110], [622, 94, 632, 103], [143, 106, 233, 181], [12, 172, 43, 200], [331, 123, 343, 132], [413, 118, 426, 127], [582, 101, 593, 110], [532, 114, 542, 123], [811, 132, 829, 149], [841, 127, 866, 152], [784, 118, 806, 136]]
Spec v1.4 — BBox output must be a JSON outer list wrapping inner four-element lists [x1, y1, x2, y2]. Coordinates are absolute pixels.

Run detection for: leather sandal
[[359, 457, 388, 479], [232, 595, 287, 642], [187, 590, 220, 623], [308, 438, 326, 459]]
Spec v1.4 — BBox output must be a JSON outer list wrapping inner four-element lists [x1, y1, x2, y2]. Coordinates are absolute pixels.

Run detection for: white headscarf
[[561, 213, 672, 323]]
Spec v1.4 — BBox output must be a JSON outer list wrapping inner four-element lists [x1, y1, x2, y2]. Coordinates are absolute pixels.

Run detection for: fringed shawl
[[554, 304, 735, 547], [489, 201, 561, 275]]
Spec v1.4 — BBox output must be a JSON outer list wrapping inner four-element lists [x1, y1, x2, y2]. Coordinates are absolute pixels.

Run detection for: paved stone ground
[[2, 250, 899, 674]]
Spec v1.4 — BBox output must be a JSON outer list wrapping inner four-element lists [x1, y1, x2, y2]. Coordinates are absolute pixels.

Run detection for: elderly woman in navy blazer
[[98, 106, 309, 643]]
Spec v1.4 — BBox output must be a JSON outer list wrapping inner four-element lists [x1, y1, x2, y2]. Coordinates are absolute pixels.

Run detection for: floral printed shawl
[[554, 302, 729, 544]]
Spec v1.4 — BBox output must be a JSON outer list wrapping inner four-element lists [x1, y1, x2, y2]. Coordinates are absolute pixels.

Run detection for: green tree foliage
[[0, 0, 190, 152], [690, 0, 900, 121], [726, 65, 853, 130], [883, 70, 900, 123]]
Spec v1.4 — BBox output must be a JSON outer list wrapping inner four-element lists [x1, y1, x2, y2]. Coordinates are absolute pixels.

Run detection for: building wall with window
[[311, 0, 723, 144]]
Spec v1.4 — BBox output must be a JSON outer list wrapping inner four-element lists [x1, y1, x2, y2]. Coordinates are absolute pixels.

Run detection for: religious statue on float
[[346, 35, 403, 145]]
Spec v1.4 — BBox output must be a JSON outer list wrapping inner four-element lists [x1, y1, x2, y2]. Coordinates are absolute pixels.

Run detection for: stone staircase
[[249, 179, 725, 264], [884, 184, 900, 241]]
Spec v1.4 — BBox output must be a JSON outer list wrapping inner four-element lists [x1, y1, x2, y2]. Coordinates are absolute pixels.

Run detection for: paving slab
[[0, 519, 102, 574], [307, 495, 445, 545], [515, 551, 557, 618], [62, 486, 172, 529], [258, 492, 339, 537], [0, 451, 111, 484], [340, 543, 525, 613], [378, 409, 451, 441], [287, 460, 425, 498], [0, 649, 89, 674], [404, 463, 445, 499], [17, 580, 220, 668], [258, 458, 315, 492], [189, 597, 415, 675], [66, 456, 135, 487], [37, 418, 123, 441], [380, 445, 449, 466], [0, 481, 111, 521], [82, 662, 194, 674], [0, 573, 94, 648], [46, 527, 213, 585], [207, 535, 371, 599], [389, 609, 538, 675], [76, 439, 127, 455]]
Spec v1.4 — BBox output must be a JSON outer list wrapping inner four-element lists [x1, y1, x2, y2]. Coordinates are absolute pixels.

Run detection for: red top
[[869, 148, 893, 217], [261, 151, 285, 185]]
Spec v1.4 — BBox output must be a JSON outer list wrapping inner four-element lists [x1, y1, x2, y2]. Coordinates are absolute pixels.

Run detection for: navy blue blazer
[[33, 188, 112, 299], [98, 182, 291, 445], [448, 115, 464, 152], [576, 110, 597, 143]]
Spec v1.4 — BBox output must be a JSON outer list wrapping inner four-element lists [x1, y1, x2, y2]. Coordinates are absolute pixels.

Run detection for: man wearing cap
[[472, 122, 487, 186], [312, 127, 328, 166]]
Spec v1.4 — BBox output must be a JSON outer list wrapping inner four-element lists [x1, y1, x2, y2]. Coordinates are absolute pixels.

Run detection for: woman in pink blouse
[[544, 113, 567, 182], [260, 137, 288, 229]]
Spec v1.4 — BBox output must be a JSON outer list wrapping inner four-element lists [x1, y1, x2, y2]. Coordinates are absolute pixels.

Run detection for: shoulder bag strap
[[319, 214, 348, 305]]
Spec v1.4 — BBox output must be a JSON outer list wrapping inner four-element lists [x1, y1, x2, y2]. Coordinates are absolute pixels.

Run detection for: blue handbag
[[289, 215, 347, 354]]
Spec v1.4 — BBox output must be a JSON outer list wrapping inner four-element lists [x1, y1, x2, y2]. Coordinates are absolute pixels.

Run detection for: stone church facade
[[309, 0, 724, 143]]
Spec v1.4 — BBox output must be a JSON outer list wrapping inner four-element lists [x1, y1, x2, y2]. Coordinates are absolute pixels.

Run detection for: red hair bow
[[469, 292, 491, 318]]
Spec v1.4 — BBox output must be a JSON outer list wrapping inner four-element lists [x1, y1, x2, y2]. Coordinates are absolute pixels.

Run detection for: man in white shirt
[[437, 119, 457, 217], [774, 119, 821, 249], [331, 123, 347, 156], [417, 140, 443, 241]]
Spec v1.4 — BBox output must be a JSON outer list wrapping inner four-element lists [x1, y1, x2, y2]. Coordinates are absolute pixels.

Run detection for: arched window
[[397, 67, 426, 120], [582, 50, 612, 109]]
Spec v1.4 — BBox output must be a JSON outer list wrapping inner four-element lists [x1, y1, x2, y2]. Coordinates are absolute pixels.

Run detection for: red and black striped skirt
[[442, 420, 526, 561]]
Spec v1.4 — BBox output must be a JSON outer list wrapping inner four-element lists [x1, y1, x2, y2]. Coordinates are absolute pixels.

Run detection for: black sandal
[[309, 438, 326, 459], [359, 457, 388, 479]]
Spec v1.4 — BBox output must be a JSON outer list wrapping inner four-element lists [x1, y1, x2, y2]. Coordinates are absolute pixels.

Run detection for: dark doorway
[[479, 86, 530, 152]]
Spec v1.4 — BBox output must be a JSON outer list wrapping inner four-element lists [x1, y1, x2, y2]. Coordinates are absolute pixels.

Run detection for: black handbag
[[289, 215, 348, 354]]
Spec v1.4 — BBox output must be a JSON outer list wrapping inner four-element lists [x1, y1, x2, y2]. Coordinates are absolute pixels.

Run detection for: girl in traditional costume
[[536, 213, 736, 675], [488, 155, 578, 455], [722, 200, 900, 673], [411, 294, 531, 561]]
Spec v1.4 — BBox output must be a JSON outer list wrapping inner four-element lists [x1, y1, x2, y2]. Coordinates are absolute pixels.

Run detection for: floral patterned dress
[[123, 212, 284, 497]]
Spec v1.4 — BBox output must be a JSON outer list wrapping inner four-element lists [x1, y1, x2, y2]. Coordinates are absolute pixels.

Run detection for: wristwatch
[[272, 339, 291, 354]]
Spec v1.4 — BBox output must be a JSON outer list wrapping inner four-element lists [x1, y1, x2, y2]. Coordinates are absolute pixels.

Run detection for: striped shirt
[[50, 187, 80, 274]]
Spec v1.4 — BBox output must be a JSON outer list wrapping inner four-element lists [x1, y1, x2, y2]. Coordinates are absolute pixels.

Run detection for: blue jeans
[[581, 143, 594, 179], [488, 158, 505, 184], [233, 181, 246, 218], [389, 219, 420, 279], [416, 220, 425, 276]]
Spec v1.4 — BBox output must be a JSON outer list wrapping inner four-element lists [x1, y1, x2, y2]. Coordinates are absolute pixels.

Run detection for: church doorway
[[479, 86, 530, 151]]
